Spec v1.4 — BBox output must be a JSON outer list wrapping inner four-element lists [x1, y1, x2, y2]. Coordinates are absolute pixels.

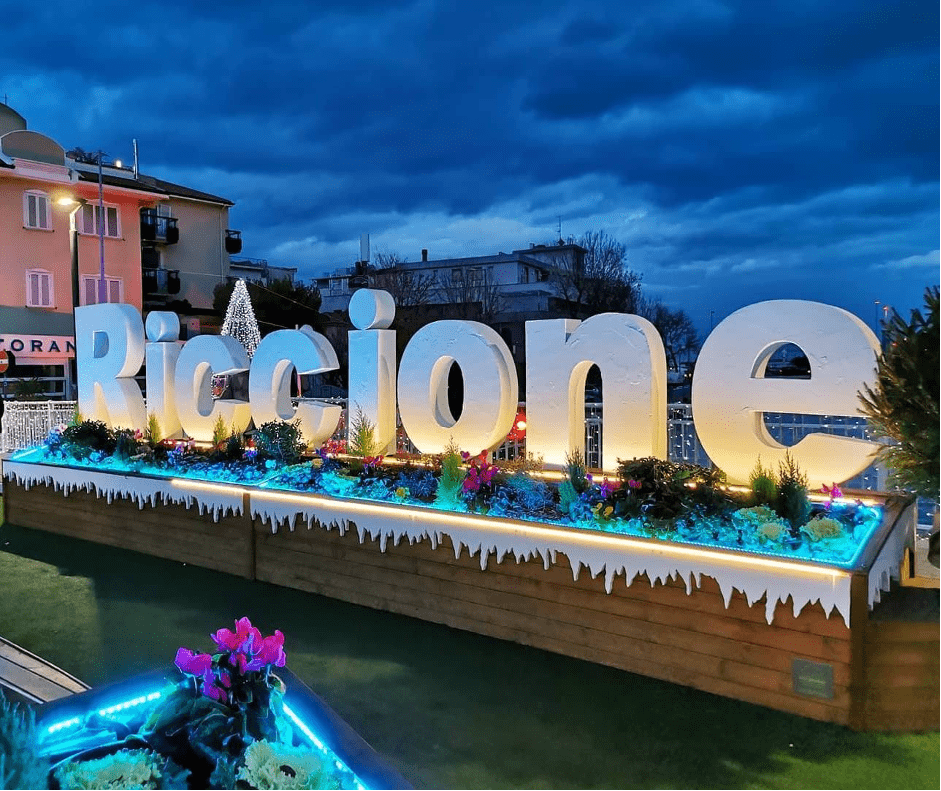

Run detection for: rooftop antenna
[[557, 215, 564, 245], [132, 138, 139, 178]]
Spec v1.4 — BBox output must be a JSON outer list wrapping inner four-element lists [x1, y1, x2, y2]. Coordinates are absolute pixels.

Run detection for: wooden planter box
[[3, 460, 936, 732]]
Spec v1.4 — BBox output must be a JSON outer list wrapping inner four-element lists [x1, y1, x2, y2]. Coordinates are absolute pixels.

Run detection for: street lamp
[[56, 196, 88, 310]]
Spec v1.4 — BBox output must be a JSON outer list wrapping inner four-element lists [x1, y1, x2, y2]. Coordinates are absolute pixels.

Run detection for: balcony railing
[[142, 267, 181, 296], [140, 209, 179, 244]]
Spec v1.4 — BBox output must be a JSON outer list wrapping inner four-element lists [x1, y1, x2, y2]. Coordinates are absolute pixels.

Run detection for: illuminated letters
[[248, 327, 342, 447], [75, 304, 147, 429], [145, 311, 182, 439], [397, 320, 518, 454], [691, 300, 881, 487], [347, 289, 397, 453], [174, 335, 252, 442], [526, 314, 667, 471]]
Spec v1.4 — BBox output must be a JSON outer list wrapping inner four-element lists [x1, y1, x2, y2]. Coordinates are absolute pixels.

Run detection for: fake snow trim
[[3, 461, 245, 521], [866, 504, 910, 609], [249, 490, 856, 627]]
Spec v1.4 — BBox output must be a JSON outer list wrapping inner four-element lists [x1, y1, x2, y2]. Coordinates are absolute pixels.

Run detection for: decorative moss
[[802, 517, 844, 542], [0, 689, 49, 790]]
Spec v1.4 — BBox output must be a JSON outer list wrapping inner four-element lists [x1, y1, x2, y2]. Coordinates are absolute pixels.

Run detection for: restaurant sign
[[0, 334, 76, 360]]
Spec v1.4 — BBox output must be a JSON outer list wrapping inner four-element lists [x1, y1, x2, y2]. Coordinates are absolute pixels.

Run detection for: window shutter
[[84, 277, 96, 306], [108, 279, 121, 303], [37, 195, 49, 229], [40, 273, 51, 306], [28, 273, 39, 306], [81, 205, 94, 235], [27, 194, 37, 227], [107, 207, 118, 237]]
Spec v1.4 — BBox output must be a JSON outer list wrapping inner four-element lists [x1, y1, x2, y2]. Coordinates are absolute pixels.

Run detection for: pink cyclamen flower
[[627, 479, 642, 490], [174, 648, 213, 677], [211, 616, 262, 653], [200, 676, 229, 703], [256, 631, 287, 668]]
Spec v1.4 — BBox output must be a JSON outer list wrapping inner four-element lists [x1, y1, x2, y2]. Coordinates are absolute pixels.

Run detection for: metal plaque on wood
[[792, 658, 834, 699]]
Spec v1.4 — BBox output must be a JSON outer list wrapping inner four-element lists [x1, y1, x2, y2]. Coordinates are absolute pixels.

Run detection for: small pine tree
[[564, 450, 589, 494], [435, 439, 464, 509], [212, 414, 228, 448], [220, 279, 262, 358], [859, 286, 939, 500], [749, 458, 777, 507], [776, 451, 811, 528], [145, 412, 162, 446], [348, 407, 378, 458]]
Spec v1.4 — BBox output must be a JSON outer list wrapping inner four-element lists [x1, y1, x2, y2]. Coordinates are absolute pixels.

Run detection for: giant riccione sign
[[74, 290, 881, 487]]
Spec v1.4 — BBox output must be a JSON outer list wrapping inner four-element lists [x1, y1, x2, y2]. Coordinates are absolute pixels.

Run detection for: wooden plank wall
[[862, 620, 939, 731], [6, 479, 937, 730], [254, 517, 857, 726], [2, 480, 254, 579]]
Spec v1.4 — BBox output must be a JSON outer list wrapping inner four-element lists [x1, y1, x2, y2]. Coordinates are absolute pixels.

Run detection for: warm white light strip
[[250, 488, 846, 581]]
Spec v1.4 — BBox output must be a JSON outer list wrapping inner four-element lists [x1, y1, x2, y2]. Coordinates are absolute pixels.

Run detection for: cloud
[[871, 249, 940, 271]]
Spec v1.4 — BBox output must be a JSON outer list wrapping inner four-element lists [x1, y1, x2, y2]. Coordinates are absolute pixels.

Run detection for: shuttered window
[[26, 270, 54, 307], [24, 191, 51, 230], [81, 276, 123, 305], [79, 203, 121, 238]]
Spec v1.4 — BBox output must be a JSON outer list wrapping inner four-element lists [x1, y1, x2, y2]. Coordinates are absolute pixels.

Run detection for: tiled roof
[[76, 170, 233, 205]]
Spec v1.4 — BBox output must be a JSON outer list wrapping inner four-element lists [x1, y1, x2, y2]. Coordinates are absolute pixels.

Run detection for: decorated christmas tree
[[221, 279, 261, 358]]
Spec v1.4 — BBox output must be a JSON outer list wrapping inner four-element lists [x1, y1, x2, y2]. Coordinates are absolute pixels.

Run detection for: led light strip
[[251, 488, 848, 582]]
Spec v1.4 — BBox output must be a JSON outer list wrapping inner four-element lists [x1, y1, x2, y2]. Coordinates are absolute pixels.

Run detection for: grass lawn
[[0, 504, 938, 789]]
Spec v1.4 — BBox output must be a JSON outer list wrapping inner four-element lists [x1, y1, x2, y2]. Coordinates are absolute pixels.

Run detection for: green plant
[[224, 427, 245, 461], [749, 458, 778, 507], [53, 748, 188, 790], [61, 420, 115, 460], [254, 421, 306, 465], [113, 428, 141, 462], [146, 413, 163, 446], [435, 439, 464, 508], [0, 688, 49, 790], [70, 408, 84, 427], [347, 407, 378, 458], [11, 377, 45, 401], [775, 451, 811, 528], [211, 414, 228, 448], [615, 457, 731, 519], [563, 450, 589, 495], [859, 286, 939, 500]]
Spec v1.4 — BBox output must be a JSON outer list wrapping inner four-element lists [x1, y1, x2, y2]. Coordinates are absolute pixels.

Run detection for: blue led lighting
[[43, 690, 367, 790]]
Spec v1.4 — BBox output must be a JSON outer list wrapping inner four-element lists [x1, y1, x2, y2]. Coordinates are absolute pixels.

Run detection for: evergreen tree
[[859, 286, 939, 499], [220, 279, 261, 358]]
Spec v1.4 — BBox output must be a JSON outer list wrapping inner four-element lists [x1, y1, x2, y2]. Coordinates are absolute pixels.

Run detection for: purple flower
[[256, 631, 287, 668], [174, 648, 212, 677], [211, 616, 262, 653], [627, 479, 642, 490]]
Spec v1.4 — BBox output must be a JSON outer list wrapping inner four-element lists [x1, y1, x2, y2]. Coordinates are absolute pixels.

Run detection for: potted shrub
[[859, 286, 939, 565]]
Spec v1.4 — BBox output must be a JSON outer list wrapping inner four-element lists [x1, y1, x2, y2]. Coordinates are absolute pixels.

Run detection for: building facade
[[0, 103, 239, 396]]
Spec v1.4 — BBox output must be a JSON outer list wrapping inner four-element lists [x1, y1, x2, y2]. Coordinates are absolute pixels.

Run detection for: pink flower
[[256, 631, 287, 668], [211, 616, 262, 653], [200, 676, 229, 703], [174, 648, 213, 677], [627, 479, 642, 490]]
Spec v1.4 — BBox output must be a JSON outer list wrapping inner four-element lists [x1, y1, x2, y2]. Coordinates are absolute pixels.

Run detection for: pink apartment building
[[0, 103, 238, 398]]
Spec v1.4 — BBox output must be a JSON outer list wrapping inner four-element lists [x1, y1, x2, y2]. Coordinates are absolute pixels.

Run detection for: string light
[[220, 278, 261, 358]]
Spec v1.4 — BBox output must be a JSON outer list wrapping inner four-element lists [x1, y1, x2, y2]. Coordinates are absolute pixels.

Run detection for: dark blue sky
[[5, 0, 937, 333]]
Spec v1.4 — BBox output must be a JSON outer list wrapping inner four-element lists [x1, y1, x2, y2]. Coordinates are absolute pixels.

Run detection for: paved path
[[0, 635, 88, 704]]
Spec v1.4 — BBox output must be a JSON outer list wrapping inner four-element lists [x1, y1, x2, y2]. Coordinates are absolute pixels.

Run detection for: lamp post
[[56, 197, 88, 309], [93, 151, 107, 304]]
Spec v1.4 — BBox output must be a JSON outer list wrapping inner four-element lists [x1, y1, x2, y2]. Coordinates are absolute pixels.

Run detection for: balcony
[[225, 229, 242, 254], [142, 267, 181, 297], [140, 208, 179, 244]]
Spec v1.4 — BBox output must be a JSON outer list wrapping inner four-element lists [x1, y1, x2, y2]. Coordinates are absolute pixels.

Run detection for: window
[[78, 203, 121, 238], [26, 270, 54, 307], [23, 191, 51, 230], [451, 268, 463, 284], [81, 275, 123, 305]]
